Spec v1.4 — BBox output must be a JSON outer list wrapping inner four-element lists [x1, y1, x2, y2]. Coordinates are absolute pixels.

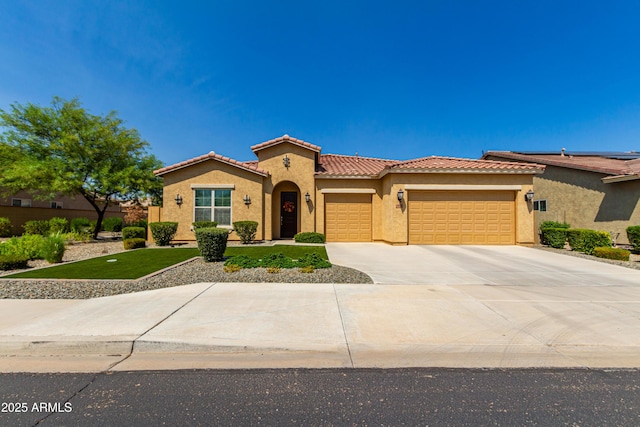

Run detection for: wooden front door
[[280, 192, 298, 238]]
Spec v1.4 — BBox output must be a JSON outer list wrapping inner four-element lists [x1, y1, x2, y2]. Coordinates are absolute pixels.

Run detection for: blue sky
[[2, 1, 639, 166]]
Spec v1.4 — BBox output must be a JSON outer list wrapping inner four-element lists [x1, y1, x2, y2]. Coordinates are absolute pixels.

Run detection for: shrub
[[224, 255, 261, 268], [566, 229, 612, 255], [296, 253, 332, 268], [593, 247, 631, 261], [103, 217, 124, 232], [195, 227, 229, 262], [149, 222, 178, 246], [261, 253, 297, 268], [124, 204, 147, 226], [540, 228, 568, 249], [71, 217, 92, 233], [627, 226, 640, 252], [267, 267, 281, 274], [23, 220, 50, 236], [0, 235, 45, 260], [123, 238, 146, 250], [223, 264, 242, 273], [233, 221, 258, 244], [61, 231, 92, 242], [0, 217, 13, 237], [192, 221, 218, 230], [299, 265, 315, 274], [41, 234, 66, 263], [0, 254, 29, 271], [122, 226, 146, 240], [540, 221, 570, 230], [294, 232, 326, 244], [49, 217, 69, 234]]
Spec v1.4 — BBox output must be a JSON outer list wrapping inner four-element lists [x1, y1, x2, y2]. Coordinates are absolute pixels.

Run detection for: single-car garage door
[[325, 193, 372, 242], [408, 191, 515, 245]]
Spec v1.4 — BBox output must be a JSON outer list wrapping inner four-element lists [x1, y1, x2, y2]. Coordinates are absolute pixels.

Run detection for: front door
[[280, 192, 297, 238]]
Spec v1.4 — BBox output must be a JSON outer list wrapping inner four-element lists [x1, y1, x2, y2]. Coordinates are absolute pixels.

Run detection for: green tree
[[0, 97, 163, 238]]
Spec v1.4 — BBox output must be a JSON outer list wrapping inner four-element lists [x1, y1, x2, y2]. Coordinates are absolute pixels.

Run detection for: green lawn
[[224, 245, 328, 260], [3, 248, 201, 280]]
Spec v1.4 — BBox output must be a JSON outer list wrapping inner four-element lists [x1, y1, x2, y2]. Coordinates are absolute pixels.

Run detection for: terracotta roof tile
[[316, 154, 396, 176], [386, 156, 545, 173], [251, 134, 321, 153], [483, 151, 640, 176], [154, 151, 269, 176]]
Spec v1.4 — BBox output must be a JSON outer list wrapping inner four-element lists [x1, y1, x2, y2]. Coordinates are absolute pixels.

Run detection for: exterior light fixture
[[243, 194, 251, 205], [305, 192, 311, 203], [174, 194, 183, 206], [283, 155, 290, 168], [397, 188, 404, 201], [525, 189, 535, 202]]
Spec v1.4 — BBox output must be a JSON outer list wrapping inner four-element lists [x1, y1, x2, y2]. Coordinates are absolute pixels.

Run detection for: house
[[151, 135, 544, 245], [482, 150, 640, 245]]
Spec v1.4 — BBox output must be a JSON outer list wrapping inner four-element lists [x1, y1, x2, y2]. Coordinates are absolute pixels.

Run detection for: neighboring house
[[151, 135, 544, 245], [0, 190, 124, 235], [482, 150, 640, 245]]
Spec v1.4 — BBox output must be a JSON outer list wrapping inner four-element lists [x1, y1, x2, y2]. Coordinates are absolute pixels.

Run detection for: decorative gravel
[[0, 240, 373, 299], [534, 245, 640, 270]]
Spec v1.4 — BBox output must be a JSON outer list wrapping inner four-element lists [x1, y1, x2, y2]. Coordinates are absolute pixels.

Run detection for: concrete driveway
[[325, 243, 640, 286]]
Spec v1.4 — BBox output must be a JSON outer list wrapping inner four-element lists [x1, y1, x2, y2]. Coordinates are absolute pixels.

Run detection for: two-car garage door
[[408, 191, 515, 245]]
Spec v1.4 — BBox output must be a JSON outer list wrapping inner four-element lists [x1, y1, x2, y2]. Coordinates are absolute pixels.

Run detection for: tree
[[0, 97, 163, 238]]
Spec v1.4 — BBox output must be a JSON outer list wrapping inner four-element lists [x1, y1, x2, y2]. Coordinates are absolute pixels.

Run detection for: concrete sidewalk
[[2, 279, 640, 372]]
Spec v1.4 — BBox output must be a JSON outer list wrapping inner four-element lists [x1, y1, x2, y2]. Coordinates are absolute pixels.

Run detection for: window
[[11, 198, 31, 207], [194, 189, 232, 226], [533, 199, 547, 212], [50, 201, 63, 209]]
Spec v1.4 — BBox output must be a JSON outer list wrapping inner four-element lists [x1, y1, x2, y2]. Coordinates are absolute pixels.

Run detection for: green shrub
[[103, 217, 124, 232], [41, 234, 66, 263], [540, 221, 570, 230], [296, 253, 332, 268], [195, 227, 229, 262], [71, 217, 92, 233], [123, 238, 146, 250], [294, 232, 326, 244], [0, 235, 45, 260], [593, 247, 631, 261], [127, 219, 148, 229], [627, 226, 640, 252], [122, 226, 146, 240], [192, 221, 218, 230], [566, 229, 612, 255], [261, 253, 297, 268], [233, 221, 258, 244], [540, 228, 568, 249], [149, 222, 178, 246], [0, 217, 13, 237], [0, 254, 29, 270], [299, 265, 315, 274], [224, 255, 261, 268], [49, 217, 69, 234], [61, 231, 92, 242], [224, 264, 242, 273], [23, 220, 50, 236]]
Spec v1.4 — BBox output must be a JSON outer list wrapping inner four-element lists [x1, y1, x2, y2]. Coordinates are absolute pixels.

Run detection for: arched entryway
[[272, 181, 300, 239]]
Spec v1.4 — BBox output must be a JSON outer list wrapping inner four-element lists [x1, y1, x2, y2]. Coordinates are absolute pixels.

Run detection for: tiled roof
[[251, 134, 321, 153], [316, 154, 396, 176], [386, 156, 544, 173], [154, 151, 269, 176], [483, 151, 640, 177]]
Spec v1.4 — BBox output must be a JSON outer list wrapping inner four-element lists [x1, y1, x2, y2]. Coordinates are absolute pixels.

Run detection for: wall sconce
[[305, 192, 311, 203], [397, 188, 404, 202], [283, 155, 290, 168], [525, 189, 535, 202], [243, 194, 251, 205], [174, 194, 183, 206]]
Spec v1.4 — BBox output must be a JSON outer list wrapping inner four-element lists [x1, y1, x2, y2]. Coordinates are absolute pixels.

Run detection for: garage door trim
[[404, 184, 522, 191]]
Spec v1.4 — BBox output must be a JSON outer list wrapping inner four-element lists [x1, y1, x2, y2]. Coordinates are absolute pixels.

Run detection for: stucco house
[[482, 150, 640, 245], [151, 135, 544, 245]]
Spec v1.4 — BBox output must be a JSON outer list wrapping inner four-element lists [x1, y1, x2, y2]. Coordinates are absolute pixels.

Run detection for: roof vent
[[283, 134, 289, 139], [209, 151, 215, 155]]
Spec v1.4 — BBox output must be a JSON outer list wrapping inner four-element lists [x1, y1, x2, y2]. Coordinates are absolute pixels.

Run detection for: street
[[2, 368, 639, 426]]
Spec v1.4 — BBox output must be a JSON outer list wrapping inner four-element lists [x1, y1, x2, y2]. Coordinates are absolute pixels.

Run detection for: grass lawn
[[224, 245, 328, 260], [3, 248, 201, 280]]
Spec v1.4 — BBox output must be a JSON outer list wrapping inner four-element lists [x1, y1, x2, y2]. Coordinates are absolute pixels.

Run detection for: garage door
[[408, 191, 515, 245], [325, 193, 372, 242]]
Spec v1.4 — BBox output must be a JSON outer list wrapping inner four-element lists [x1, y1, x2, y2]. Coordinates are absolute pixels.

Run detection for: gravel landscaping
[[0, 240, 373, 299], [534, 245, 640, 270]]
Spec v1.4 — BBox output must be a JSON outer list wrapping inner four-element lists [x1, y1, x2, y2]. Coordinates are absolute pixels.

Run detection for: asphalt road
[[2, 368, 640, 426]]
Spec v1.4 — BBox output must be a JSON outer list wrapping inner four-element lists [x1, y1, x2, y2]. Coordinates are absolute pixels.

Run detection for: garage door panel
[[409, 191, 515, 245], [325, 193, 372, 242]]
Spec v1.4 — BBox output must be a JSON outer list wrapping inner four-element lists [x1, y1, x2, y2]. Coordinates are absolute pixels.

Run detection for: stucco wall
[[531, 166, 640, 244]]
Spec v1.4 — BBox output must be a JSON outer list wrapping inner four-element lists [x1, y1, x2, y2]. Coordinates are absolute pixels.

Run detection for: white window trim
[[193, 188, 233, 228], [533, 199, 547, 212]]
